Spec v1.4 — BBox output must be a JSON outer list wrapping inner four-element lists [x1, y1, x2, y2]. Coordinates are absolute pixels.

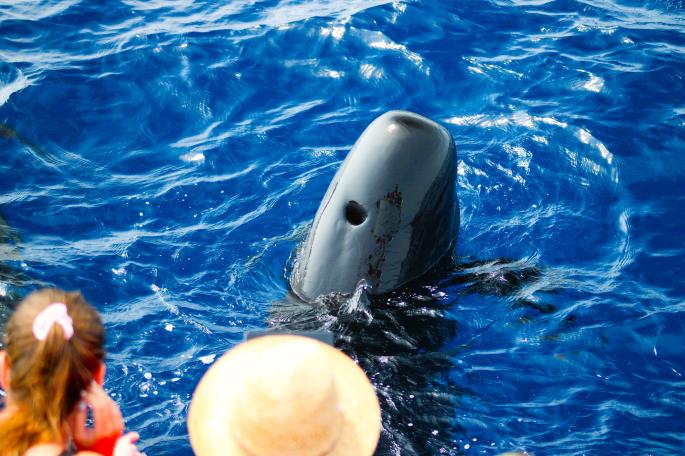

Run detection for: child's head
[[0, 288, 105, 453]]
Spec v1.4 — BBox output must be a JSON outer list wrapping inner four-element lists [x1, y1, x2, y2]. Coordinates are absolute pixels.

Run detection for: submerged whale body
[[290, 111, 459, 301]]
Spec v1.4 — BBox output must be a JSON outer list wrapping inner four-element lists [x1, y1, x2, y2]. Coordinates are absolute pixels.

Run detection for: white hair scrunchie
[[32, 302, 74, 341]]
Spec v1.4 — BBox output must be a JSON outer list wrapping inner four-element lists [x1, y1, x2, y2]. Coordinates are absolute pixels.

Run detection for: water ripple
[[1, 0, 684, 454]]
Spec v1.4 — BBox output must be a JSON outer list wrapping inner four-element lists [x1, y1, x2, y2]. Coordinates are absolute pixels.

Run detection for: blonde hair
[[0, 288, 105, 455]]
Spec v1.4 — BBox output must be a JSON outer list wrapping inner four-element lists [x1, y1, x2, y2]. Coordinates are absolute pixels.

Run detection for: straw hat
[[188, 334, 381, 456]]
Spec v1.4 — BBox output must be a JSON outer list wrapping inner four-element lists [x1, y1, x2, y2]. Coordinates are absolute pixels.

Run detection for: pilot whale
[[290, 111, 459, 301], [273, 112, 550, 455]]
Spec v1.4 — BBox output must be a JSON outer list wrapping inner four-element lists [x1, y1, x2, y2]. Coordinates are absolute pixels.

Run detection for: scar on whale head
[[290, 110, 459, 301]]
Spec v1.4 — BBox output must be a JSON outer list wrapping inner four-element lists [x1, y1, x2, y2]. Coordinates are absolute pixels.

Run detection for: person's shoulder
[[24, 444, 101, 456], [23, 443, 65, 456]]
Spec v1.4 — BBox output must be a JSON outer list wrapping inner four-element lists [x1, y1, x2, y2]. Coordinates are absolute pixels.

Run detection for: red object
[[77, 434, 120, 456]]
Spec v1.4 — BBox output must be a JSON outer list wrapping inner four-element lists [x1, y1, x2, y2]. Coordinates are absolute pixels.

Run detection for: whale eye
[[345, 201, 367, 226]]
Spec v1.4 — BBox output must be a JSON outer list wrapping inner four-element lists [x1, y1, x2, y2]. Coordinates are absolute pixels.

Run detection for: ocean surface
[[1, 0, 684, 454]]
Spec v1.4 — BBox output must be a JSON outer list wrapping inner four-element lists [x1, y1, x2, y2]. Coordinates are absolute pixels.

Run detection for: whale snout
[[380, 111, 447, 149], [386, 111, 432, 131]]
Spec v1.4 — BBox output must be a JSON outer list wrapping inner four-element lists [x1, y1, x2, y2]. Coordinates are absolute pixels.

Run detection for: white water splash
[[0, 71, 31, 107], [582, 72, 605, 93], [180, 151, 205, 163], [198, 354, 216, 364], [340, 279, 373, 321]]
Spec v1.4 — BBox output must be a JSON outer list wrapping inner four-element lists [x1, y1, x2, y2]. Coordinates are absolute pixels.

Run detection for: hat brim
[[188, 335, 381, 456]]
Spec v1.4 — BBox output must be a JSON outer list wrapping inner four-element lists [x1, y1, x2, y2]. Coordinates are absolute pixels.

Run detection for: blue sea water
[[1, 0, 684, 454]]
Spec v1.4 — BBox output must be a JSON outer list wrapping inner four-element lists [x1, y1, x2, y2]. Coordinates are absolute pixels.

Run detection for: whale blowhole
[[345, 201, 367, 226]]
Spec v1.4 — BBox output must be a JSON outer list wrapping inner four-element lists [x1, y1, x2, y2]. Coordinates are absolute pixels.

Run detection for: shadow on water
[[0, 125, 48, 326], [0, 123, 46, 157], [268, 254, 554, 456], [443, 257, 557, 315], [0, 212, 43, 329]]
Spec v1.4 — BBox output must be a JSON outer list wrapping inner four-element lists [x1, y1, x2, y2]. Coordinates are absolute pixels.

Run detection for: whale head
[[290, 111, 459, 301]]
